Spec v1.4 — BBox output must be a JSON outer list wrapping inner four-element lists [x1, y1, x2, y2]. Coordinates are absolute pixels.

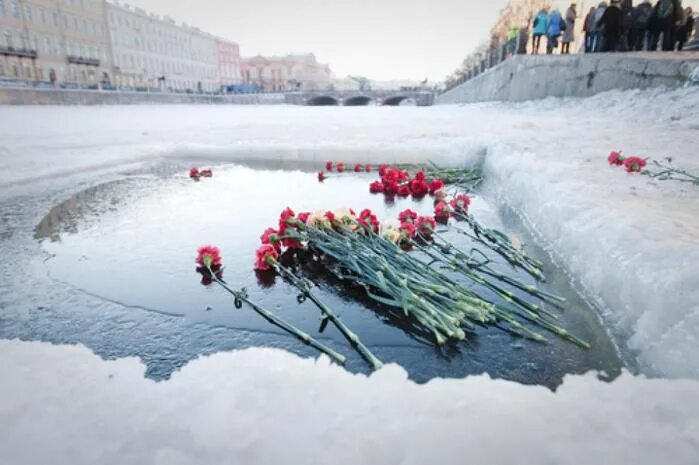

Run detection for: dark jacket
[[630, 2, 653, 30], [598, 5, 624, 37]]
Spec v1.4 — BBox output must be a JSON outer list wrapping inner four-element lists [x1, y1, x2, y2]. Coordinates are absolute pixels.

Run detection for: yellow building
[[0, 0, 113, 87]]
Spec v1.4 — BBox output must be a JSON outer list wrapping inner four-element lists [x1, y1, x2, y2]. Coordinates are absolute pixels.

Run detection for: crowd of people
[[531, 0, 695, 54]]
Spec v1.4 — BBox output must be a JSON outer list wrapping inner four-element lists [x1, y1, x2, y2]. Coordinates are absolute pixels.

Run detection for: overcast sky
[[126, 0, 511, 82]]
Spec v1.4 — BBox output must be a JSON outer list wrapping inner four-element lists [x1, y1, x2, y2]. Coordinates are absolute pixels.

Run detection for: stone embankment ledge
[[437, 52, 699, 104], [0, 88, 286, 105]]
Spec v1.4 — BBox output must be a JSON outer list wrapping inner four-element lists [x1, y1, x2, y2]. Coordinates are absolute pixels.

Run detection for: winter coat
[[563, 7, 577, 42], [630, 2, 653, 30], [591, 7, 607, 32], [583, 9, 596, 32], [533, 11, 549, 35], [548, 10, 564, 37], [598, 5, 624, 38]]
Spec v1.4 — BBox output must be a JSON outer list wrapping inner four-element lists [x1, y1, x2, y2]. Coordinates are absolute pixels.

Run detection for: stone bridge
[[284, 90, 434, 106]]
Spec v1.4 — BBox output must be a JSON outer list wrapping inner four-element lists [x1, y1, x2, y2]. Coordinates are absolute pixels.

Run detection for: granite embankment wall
[[0, 88, 286, 105], [437, 53, 699, 104]]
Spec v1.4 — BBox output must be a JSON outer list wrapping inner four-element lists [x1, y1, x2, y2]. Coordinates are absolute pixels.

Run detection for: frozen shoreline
[[1, 339, 698, 465], [1, 87, 697, 378]]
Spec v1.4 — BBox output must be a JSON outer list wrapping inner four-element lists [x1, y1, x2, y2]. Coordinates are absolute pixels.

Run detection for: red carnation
[[414, 171, 426, 181], [325, 211, 336, 223], [358, 209, 380, 234], [354, 164, 362, 173], [297, 212, 311, 224], [254, 244, 279, 271], [399, 209, 418, 223], [415, 216, 437, 238], [278, 207, 297, 235], [384, 181, 399, 196], [429, 179, 445, 195], [260, 228, 281, 251], [196, 245, 221, 268], [378, 165, 388, 177], [450, 194, 471, 214], [623, 156, 647, 173], [399, 222, 416, 239], [608, 151, 624, 167], [337, 163, 345, 173], [434, 201, 451, 222], [200, 168, 213, 178], [365, 164, 372, 172], [369, 181, 384, 193], [397, 185, 411, 197], [318, 171, 326, 182], [410, 179, 429, 197], [189, 167, 200, 179], [326, 161, 333, 171]]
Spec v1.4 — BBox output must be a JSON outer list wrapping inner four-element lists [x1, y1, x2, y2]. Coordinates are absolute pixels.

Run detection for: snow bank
[[0, 87, 697, 378], [1, 339, 698, 465]]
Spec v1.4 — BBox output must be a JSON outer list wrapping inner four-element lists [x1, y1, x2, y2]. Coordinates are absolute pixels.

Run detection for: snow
[[0, 339, 698, 465], [2, 87, 697, 378], [1, 88, 698, 462]]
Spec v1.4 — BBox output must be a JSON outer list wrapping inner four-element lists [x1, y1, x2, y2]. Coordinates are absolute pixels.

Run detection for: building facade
[[0, 0, 113, 87], [241, 53, 332, 92], [106, 1, 219, 92], [216, 39, 240, 88]]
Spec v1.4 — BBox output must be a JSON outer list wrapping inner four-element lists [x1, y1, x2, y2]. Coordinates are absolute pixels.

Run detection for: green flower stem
[[207, 266, 347, 365], [273, 262, 383, 370]]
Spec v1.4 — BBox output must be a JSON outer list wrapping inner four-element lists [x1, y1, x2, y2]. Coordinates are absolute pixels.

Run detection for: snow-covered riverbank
[[0, 87, 698, 463], [1, 339, 698, 465], [1, 87, 696, 378]]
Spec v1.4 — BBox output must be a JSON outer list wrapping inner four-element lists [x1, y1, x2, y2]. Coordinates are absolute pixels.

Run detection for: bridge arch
[[306, 95, 340, 106], [343, 96, 373, 106], [382, 96, 411, 106]]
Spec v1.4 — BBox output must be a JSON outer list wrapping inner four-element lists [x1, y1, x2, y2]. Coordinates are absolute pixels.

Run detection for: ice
[[2, 88, 697, 378], [0, 339, 698, 465]]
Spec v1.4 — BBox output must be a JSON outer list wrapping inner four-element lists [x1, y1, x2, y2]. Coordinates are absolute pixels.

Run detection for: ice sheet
[[2, 87, 696, 377]]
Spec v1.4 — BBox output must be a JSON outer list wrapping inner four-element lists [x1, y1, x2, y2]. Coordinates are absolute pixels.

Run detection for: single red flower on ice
[[429, 179, 445, 195], [354, 164, 362, 173], [450, 194, 471, 214], [399, 209, 418, 223], [200, 168, 213, 177], [254, 244, 279, 271], [326, 161, 333, 171], [415, 216, 437, 238], [414, 171, 426, 181], [358, 209, 380, 234], [260, 228, 281, 251], [189, 168, 200, 179], [434, 201, 451, 222], [369, 181, 384, 193], [410, 179, 429, 197], [196, 245, 222, 268], [397, 185, 411, 197], [623, 156, 647, 173], [318, 171, 326, 182], [365, 164, 372, 172], [378, 165, 389, 177], [608, 151, 624, 167], [337, 163, 345, 173]]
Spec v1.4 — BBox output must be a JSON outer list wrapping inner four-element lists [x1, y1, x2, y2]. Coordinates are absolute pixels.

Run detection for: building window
[[0, 0, 4, 16], [23, 3, 31, 21], [11, 0, 19, 18]]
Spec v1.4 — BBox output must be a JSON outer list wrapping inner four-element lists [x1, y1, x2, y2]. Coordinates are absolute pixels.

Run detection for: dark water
[[3, 161, 625, 388]]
